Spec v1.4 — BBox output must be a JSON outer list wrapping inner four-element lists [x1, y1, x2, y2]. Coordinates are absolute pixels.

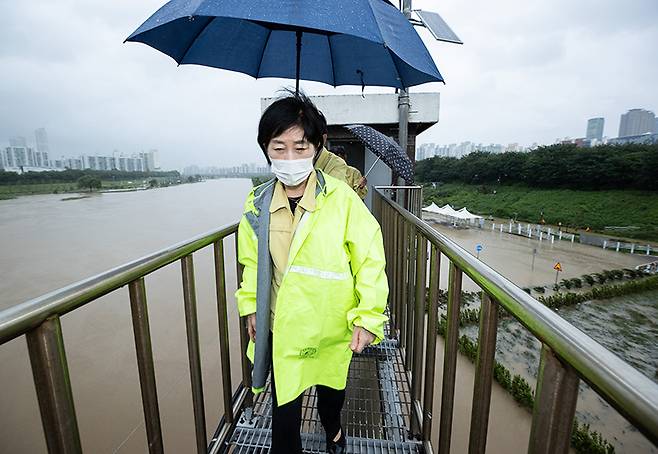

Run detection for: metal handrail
[[0, 221, 245, 454], [3, 189, 657, 453], [373, 187, 658, 451]]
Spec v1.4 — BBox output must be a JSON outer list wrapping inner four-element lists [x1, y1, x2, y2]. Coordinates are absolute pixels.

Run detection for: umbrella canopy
[[343, 124, 414, 184], [125, 0, 444, 90]]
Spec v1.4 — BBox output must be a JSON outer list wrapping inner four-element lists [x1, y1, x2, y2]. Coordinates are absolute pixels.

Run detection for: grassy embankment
[[0, 178, 176, 200], [423, 183, 658, 243]]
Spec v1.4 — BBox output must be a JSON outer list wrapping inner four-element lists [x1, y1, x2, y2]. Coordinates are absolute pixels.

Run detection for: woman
[[235, 92, 388, 454]]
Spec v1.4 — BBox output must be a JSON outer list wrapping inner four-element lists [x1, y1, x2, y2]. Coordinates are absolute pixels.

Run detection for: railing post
[[181, 254, 208, 453], [411, 233, 428, 436], [528, 345, 579, 454], [26, 316, 82, 454], [128, 278, 164, 454], [235, 233, 253, 408], [214, 239, 234, 425], [404, 224, 417, 369], [468, 293, 499, 454], [438, 263, 463, 454], [383, 203, 393, 329], [373, 186, 383, 224], [389, 207, 398, 334], [422, 245, 441, 443], [396, 212, 405, 340]]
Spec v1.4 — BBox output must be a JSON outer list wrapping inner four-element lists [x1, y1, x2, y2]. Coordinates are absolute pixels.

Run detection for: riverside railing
[[3, 188, 657, 454], [372, 186, 658, 454], [0, 223, 248, 454]]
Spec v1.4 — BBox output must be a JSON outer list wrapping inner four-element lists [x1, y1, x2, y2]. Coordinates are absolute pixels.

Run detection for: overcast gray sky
[[1, 0, 657, 170]]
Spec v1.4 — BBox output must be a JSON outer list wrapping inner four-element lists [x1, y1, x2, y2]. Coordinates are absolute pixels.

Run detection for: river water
[[0, 179, 252, 453], [1, 183, 655, 453]]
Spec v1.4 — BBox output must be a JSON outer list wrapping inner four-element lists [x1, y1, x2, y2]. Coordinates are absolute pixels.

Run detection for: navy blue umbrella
[[125, 0, 444, 92], [344, 124, 414, 184]]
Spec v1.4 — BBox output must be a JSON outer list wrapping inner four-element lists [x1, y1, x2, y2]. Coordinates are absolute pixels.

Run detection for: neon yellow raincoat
[[235, 169, 388, 406]]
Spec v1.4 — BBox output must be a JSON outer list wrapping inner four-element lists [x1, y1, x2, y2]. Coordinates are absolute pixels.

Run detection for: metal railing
[[2, 186, 657, 454], [0, 223, 249, 454], [372, 186, 658, 454]]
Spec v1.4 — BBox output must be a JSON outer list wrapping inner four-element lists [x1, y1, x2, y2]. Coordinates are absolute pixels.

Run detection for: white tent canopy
[[422, 203, 483, 224]]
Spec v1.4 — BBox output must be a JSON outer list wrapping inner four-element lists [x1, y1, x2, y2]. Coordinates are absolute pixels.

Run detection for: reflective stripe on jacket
[[234, 169, 389, 406]]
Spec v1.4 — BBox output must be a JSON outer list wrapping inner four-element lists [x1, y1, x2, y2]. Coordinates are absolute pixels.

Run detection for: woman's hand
[[350, 326, 376, 353], [247, 313, 256, 342]]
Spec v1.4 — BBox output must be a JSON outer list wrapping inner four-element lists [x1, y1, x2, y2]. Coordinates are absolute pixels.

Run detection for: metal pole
[[397, 0, 412, 189], [422, 245, 441, 443], [129, 278, 164, 454], [438, 263, 463, 454], [26, 316, 82, 454], [214, 240, 234, 424], [295, 31, 302, 94], [528, 346, 579, 454], [468, 294, 499, 454], [181, 255, 208, 453]]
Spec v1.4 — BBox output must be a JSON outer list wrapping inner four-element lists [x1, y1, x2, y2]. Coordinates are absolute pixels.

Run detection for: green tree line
[[415, 143, 658, 191], [0, 169, 181, 185]]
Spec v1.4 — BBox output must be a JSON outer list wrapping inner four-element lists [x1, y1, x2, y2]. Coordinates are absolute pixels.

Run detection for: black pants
[[269, 331, 346, 454]]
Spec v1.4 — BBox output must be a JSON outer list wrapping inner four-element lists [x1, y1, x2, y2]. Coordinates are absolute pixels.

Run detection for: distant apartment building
[[138, 149, 160, 171], [608, 132, 658, 145], [1, 146, 53, 171], [618, 109, 655, 137], [35, 128, 50, 153], [416, 141, 524, 160], [586, 117, 604, 141]]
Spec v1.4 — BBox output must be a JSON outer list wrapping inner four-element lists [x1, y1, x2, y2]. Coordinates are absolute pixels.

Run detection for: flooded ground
[[429, 220, 657, 453], [426, 219, 651, 292]]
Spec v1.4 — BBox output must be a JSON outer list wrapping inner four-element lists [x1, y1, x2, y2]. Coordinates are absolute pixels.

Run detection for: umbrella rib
[[327, 34, 337, 87], [177, 16, 216, 65], [255, 28, 273, 79], [387, 49, 406, 90]]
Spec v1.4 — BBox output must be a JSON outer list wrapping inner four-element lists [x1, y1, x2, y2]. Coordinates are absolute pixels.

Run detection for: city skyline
[[5, 103, 656, 172], [1, 0, 657, 170]]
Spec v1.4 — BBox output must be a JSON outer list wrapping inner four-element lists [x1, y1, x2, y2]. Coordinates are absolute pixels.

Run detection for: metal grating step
[[225, 311, 421, 453]]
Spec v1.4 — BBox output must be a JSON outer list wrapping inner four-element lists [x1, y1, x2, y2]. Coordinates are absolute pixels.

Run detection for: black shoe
[[326, 426, 346, 454]]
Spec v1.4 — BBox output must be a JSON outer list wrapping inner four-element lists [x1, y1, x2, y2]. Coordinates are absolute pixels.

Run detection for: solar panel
[[415, 10, 463, 44]]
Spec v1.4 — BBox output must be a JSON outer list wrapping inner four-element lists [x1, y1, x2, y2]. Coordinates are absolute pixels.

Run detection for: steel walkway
[[226, 316, 423, 453]]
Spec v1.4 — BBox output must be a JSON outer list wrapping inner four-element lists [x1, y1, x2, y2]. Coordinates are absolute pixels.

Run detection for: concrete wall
[[261, 92, 440, 126]]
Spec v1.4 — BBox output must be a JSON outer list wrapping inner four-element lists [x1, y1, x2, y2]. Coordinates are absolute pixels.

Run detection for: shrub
[[560, 279, 573, 290], [582, 274, 595, 286], [511, 375, 535, 409], [602, 270, 616, 281], [611, 269, 625, 280], [570, 278, 582, 288], [533, 286, 546, 293], [623, 268, 638, 279], [593, 273, 607, 284]]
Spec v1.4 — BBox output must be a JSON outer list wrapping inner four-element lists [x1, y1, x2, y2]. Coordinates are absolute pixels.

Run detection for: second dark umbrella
[[343, 124, 414, 184]]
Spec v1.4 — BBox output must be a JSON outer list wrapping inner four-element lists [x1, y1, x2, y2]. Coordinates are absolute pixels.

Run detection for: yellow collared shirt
[[268, 169, 317, 330]]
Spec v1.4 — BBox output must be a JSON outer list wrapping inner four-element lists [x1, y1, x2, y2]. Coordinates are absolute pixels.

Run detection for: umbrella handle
[[364, 155, 381, 178]]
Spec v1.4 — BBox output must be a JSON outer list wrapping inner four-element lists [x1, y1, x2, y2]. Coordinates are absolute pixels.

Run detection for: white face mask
[[270, 156, 314, 187]]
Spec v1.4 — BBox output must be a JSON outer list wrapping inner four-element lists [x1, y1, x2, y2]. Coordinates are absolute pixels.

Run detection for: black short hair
[[257, 90, 326, 164]]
